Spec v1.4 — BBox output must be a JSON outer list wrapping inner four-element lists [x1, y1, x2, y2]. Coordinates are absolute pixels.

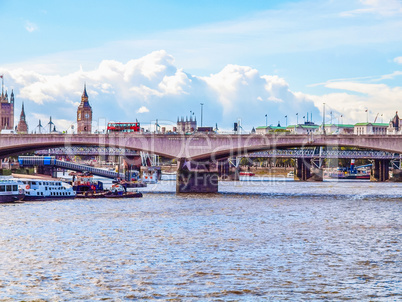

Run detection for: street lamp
[[296, 113, 299, 125], [265, 114, 267, 127], [200, 103, 204, 127], [323, 103, 326, 135], [285, 115, 287, 127], [365, 109, 368, 123]]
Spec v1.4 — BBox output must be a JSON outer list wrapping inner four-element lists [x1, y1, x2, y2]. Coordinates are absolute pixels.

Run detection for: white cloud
[[308, 80, 402, 123], [137, 106, 149, 114], [25, 21, 38, 33], [341, 0, 402, 16], [3, 50, 402, 130], [394, 57, 402, 64]]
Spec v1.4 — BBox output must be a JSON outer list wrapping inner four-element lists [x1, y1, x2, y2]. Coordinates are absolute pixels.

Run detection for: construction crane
[[373, 113, 379, 123]]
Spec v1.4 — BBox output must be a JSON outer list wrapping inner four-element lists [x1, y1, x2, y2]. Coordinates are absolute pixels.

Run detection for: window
[[6, 185, 11, 192], [0, 185, 4, 192], [13, 185, 17, 191]]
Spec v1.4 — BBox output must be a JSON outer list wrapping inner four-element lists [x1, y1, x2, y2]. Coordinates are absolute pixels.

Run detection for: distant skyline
[[1, 0, 402, 131]]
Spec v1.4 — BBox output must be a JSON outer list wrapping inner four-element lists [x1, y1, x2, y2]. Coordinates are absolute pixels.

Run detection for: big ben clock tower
[[77, 84, 92, 134]]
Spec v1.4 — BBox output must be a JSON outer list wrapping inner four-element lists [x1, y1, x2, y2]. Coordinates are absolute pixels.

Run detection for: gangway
[[18, 156, 124, 179]]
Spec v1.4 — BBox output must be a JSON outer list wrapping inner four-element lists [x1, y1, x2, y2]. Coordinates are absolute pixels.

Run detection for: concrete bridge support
[[176, 159, 218, 193], [218, 159, 239, 181], [36, 166, 58, 178], [371, 159, 390, 182], [294, 158, 323, 181], [295, 158, 311, 181]]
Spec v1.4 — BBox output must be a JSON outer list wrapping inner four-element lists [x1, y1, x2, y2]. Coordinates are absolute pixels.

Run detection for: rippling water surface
[[0, 179, 401, 301]]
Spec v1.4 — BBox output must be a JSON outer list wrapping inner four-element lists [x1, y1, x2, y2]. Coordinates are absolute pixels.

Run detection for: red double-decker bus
[[107, 122, 141, 133]]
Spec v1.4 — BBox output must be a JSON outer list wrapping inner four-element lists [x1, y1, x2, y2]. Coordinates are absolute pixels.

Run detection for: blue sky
[[1, 0, 402, 132]]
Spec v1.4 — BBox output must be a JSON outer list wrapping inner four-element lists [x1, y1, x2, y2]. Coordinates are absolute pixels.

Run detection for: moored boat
[[13, 178, 76, 201], [0, 179, 25, 203], [76, 184, 143, 199]]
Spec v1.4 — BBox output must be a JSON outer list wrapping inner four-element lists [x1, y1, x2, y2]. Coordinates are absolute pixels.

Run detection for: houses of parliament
[[1, 76, 92, 134]]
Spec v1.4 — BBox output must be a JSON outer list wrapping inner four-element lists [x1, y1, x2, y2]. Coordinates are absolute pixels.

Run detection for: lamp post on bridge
[[296, 113, 298, 125], [200, 103, 204, 127], [265, 114, 267, 127], [285, 115, 287, 127]]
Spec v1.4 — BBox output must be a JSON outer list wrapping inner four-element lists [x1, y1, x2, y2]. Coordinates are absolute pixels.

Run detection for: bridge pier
[[370, 159, 390, 182], [218, 159, 239, 181], [176, 159, 218, 193], [36, 166, 58, 178], [294, 158, 323, 181]]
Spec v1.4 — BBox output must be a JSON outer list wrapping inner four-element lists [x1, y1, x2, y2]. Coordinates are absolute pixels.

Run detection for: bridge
[[2, 133, 402, 160], [18, 156, 124, 179], [35, 146, 138, 156], [35, 146, 402, 160], [1, 133, 402, 192], [248, 149, 402, 159]]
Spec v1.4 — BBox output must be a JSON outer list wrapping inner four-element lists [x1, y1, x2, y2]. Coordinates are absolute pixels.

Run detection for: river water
[[0, 178, 401, 301]]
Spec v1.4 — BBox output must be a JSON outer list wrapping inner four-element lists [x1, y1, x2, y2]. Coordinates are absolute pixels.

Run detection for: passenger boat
[[14, 178, 76, 201], [0, 179, 25, 203]]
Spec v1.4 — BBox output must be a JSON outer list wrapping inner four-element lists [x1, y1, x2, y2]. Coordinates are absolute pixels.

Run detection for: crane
[[373, 113, 379, 123]]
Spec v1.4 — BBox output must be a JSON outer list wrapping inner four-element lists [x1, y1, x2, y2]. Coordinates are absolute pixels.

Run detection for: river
[[0, 178, 400, 300]]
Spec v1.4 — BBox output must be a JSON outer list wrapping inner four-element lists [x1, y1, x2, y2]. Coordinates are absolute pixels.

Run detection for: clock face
[[85, 113, 89, 119]]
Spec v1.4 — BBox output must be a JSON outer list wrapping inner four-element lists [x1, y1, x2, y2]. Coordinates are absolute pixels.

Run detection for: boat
[[239, 172, 255, 176], [0, 179, 25, 203], [142, 167, 160, 184], [72, 172, 104, 194], [76, 184, 143, 199], [329, 160, 371, 180], [72, 174, 142, 198], [287, 171, 294, 178], [13, 178, 76, 201]]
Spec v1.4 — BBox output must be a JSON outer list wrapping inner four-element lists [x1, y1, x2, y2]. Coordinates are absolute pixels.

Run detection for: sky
[[1, 0, 402, 132]]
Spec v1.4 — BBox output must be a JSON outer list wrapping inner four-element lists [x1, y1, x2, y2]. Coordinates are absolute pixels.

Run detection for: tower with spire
[[77, 84, 92, 134], [17, 102, 28, 133], [0, 75, 14, 130]]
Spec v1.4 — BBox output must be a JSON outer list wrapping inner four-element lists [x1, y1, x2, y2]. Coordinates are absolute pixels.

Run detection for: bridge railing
[[18, 156, 125, 179]]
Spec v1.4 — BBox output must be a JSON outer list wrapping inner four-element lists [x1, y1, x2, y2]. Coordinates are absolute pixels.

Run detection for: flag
[[0, 75, 2, 79]]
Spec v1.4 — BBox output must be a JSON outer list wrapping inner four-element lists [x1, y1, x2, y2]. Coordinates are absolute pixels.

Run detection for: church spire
[[82, 83, 88, 99], [20, 102, 26, 121]]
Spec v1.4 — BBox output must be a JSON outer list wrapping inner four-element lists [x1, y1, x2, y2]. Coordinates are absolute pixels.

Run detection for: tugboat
[[329, 160, 370, 180], [73, 172, 142, 198], [72, 172, 104, 196]]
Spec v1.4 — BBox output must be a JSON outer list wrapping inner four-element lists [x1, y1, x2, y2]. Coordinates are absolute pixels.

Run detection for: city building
[[177, 116, 196, 134], [287, 124, 319, 134], [77, 84, 92, 134], [354, 122, 388, 135], [0, 76, 14, 131], [319, 124, 355, 135], [16, 102, 28, 134], [255, 125, 287, 134], [387, 111, 401, 134]]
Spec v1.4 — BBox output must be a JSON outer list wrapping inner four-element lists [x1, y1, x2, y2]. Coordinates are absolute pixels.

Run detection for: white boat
[[142, 167, 160, 184], [0, 179, 25, 203], [287, 171, 294, 178], [14, 178, 76, 201]]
